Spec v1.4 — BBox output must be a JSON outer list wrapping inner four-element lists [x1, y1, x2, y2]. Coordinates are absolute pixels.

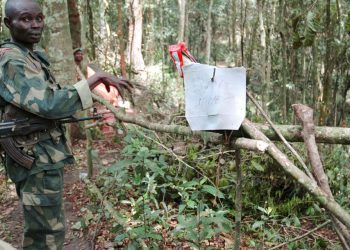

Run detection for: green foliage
[[323, 145, 350, 207], [85, 127, 236, 247], [292, 11, 322, 49], [76, 123, 348, 248], [173, 209, 232, 248]]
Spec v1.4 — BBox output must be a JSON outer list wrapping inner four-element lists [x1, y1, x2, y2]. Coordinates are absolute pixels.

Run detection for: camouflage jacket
[[0, 42, 93, 182]]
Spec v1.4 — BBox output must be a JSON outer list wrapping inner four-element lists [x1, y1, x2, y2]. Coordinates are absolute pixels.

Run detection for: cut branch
[[234, 138, 269, 152], [254, 124, 350, 145], [293, 104, 350, 249], [92, 94, 350, 145], [292, 104, 333, 196], [241, 119, 350, 229], [247, 91, 313, 180]]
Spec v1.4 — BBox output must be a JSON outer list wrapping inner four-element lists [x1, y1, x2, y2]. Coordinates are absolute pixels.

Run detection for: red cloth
[[168, 42, 196, 77]]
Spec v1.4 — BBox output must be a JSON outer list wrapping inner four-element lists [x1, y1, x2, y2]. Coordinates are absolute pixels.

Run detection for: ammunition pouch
[[0, 105, 56, 169]]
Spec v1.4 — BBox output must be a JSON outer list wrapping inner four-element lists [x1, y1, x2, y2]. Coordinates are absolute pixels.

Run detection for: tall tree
[[98, 0, 109, 64], [127, 0, 145, 72], [239, 0, 246, 66], [278, 0, 288, 121], [67, 0, 81, 49], [319, 0, 336, 125], [230, 0, 238, 65], [117, 0, 127, 77], [86, 0, 96, 60], [42, 0, 75, 86], [257, 0, 266, 110], [205, 0, 213, 64], [178, 0, 186, 42]]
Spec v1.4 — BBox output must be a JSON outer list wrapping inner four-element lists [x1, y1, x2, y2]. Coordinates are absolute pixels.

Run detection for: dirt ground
[[0, 137, 120, 250]]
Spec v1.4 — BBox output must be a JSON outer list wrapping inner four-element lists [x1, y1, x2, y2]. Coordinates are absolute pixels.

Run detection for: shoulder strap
[[34, 51, 50, 67]]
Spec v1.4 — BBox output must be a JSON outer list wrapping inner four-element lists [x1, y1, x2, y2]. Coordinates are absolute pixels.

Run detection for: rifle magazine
[[0, 138, 34, 169]]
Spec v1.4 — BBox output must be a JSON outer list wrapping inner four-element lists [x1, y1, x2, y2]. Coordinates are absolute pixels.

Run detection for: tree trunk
[[279, 0, 288, 121], [42, 0, 75, 86], [67, 0, 81, 49], [178, 0, 186, 42], [86, 0, 96, 60], [127, 0, 134, 71], [257, 0, 266, 110], [117, 0, 127, 77], [247, 17, 257, 69], [99, 0, 108, 41], [319, 0, 335, 125], [230, 0, 238, 65], [127, 0, 145, 72], [98, 0, 109, 65], [239, 0, 246, 66], [312, 44, 319, 111], [143, 0, 155, 65], [205, 0, 214, 64], [265, 0, 273, 105]]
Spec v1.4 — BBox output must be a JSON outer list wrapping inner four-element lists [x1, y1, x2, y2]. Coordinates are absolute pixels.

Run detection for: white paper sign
[[183, 63, 246, 131]]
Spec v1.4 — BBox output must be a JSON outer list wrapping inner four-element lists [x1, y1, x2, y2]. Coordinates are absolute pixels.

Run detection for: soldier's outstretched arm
[[86, 64, 133, 101]]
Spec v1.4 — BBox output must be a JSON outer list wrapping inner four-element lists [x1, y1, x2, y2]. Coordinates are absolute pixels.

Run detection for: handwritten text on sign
[[183, 64, 246, 131]]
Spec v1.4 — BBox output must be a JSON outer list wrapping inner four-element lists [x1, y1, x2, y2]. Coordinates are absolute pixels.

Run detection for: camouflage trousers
[[15, 168, 65, 250]]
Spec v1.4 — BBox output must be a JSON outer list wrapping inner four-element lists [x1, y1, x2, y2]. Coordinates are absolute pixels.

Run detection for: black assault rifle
[[0, 115, 102, 169]]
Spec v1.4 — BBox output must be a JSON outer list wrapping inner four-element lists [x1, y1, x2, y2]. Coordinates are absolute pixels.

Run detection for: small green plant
[[77, 125, 346, 248], [82, 127, 237, 247]]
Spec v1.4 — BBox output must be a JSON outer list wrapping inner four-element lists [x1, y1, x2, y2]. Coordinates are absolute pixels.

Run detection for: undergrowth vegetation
[[74, 122, 348, 249]]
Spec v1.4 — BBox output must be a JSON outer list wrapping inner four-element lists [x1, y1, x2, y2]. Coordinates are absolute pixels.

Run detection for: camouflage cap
[[73, 48, 83, 54]]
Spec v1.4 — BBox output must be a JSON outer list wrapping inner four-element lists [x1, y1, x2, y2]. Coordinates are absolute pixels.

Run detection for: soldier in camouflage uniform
[[0, 0, 132, 249]]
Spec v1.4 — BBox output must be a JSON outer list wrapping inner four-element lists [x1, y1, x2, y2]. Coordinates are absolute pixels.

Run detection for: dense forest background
[[1, 0, 350, 249], [0, 0, 347, 126], [31, 0, 350, 126]]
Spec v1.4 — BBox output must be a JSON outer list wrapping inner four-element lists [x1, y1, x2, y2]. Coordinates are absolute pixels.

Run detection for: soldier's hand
[[87, 64, 133, 100]]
